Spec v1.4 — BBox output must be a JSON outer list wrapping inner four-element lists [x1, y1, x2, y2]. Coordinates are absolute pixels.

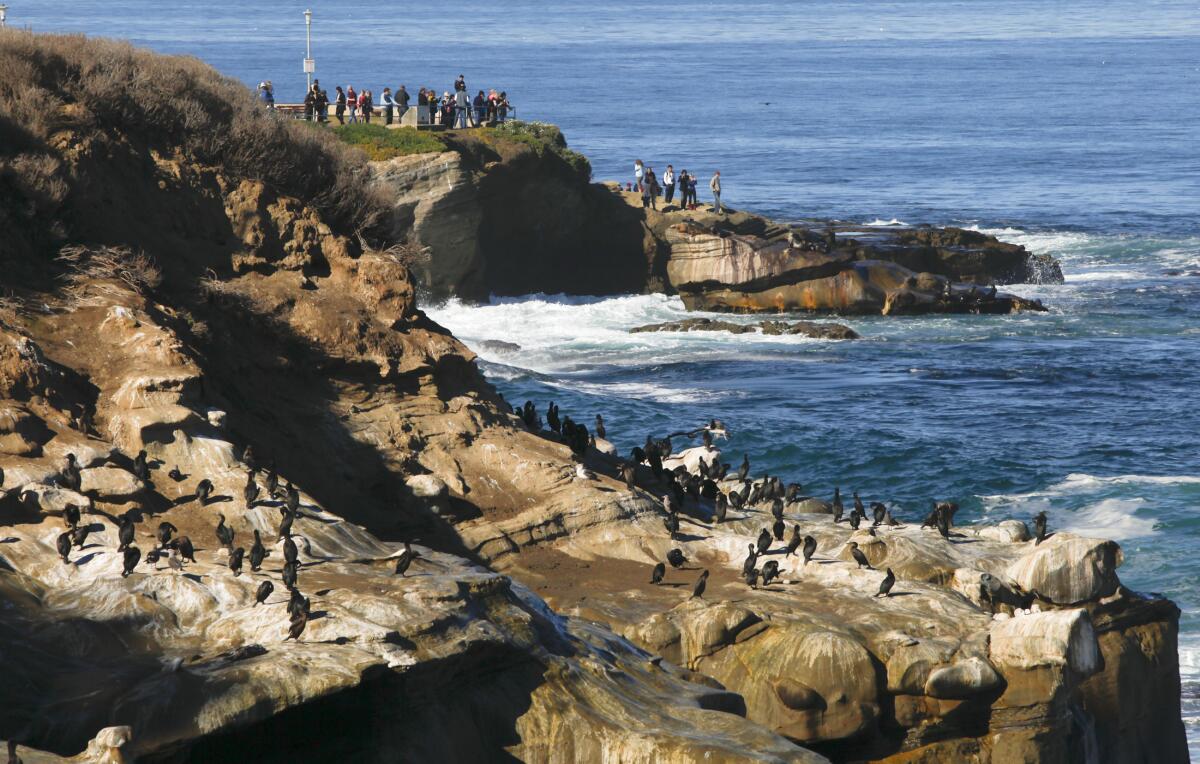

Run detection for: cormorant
[[666, 548, 687, 569], [832, 487, 844, 523], [63, 504, 80, 530], [872, 502, 886, 527], [255, 580, 274, 606], [265, 462, 279, 499], [745, 567, 759, 589], [785, 525, 801, 557], [650, 562, 666, 585], [742, 544, 759, 576], [285, 483, 300, 515], [243, 445, 258, 473], [117, 516, 135, 551], [145, 548, 162, 569], [288, 588, 310, 620], [772, 517, 785, 541], [168, 466, 184, 482], [621, 463, 636, 490], [802, 535, 817, 565], [714, 493, 728, 524], [285, 611, 308, 642], [848, 510, 862, 530], [1033, 511, 1048, 544], [691, 569, 709, 599], [243, 472, 259, 508], [736, 455, 750, 483], [157, 522, 177, 548], [877, 568, 896, 597], [176, 536, 196, 564], [62, 454, 82, 491], [278, 511, 294, 539], [229, 547, 245, 576], [594, 415, 606, 440], [215, 514, 235, 550], [283, 535, 298, 566], [761, 560, 780, 586], [770, 498, 784, 522], [756, 527, 772, 555], [394, 542, 415, 576], [70, 525, 91, 549], [122, 546, 141, 577], [195, 478, 213, 505], [56, 531, 72, 564], [853, 491, 865, 518], [848, 541, 872, 569], [250, 530, 266, 571], [664, 512, 680, 539], [282, 560, 299, 590]]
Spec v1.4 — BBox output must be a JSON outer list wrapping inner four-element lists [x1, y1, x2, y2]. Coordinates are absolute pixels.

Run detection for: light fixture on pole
[[0, 5, 9, 27], [303, 9, 315, 92]]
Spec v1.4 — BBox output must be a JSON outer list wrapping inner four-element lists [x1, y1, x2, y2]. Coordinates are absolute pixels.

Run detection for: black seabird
[[168, 466, 184, 482], [832, 487, 843, 523], [594, 415, 606, 440], [761, 560, 780, 586], [71, 525, 91, 549], [1033, 511, 1048, 544], [742, 544, 759, 576], [215, 514, 235, 550], [250, 530, 266, 571], [736, 455, 749, 483], [228, 547, 245, 576], [745, 567, 759, 589], [802, 535, 817, 566], [394, 542, 415, 576], [283, 535, 298, 566], [255, 580, 274, 606], [117, 516, 135, 551], [133, 450, 150, 482], [848, 541, 872, 569], [756, 527, 772, 555], [62, 453, 82, 491], [691, 569, 709, 599], [872, 502, 886, 527], [282, 560, 299, 590], [288, 588, 310, 620], [876, 568, 896, 597], [243, 472, 259, 508], [56, 531, 72, 564], [666, 548, 687, 569], [664, 512, 680, 539], [195, 478, 213, 505], [157, 522, 177, 548], [122, 546, 141, 577], [772, 517, 785, 541], [63, 504, 80, 529], [278, 511, 294, 539], [714, 493, 728, 524], [785, 525, 801, 557], [285, 611, 308, 642], [650, 562, 665, 585], [853, 491, 865, 518], [621, 463, 636, 489], [176, 536, 196, 564]]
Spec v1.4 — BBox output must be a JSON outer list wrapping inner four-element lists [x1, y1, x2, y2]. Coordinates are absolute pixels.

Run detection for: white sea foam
[[981, 473, 1200, 505], [863, 218, 909, 227], [1055, 498, 1158, 541]]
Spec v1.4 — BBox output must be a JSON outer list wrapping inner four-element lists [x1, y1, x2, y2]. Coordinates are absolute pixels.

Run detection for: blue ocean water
[[18, 0, 1200, 753]]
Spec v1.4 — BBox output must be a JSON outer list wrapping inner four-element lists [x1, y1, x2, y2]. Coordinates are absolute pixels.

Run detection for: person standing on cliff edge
[[663, 165, 676, 205], [710, 170, 723, 214]]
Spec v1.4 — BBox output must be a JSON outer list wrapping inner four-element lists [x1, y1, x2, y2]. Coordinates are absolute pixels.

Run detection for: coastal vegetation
[[331, 123, 448, 160], [489, 121, 592, 180]]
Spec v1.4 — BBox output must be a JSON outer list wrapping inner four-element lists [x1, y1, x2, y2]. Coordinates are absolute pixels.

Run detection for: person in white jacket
[[663, 165, 676, 204]]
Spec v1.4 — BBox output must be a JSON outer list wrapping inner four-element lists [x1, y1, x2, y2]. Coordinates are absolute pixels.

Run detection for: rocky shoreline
[[0, 31, 1186, 763], [371, 137, 1062, 315]]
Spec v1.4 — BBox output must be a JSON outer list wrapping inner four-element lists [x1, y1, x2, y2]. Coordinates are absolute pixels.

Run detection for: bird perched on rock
[[254, 580, 274, 606], [853, 491, 865, 518], [215, 514, 234, 550], [664, 512, 680, 539], [847, 541, 872, 569], [175, 536, 195, 564], [265, 462, 279, 499], [921, 502, 941, 529], [394, 542, 415, 576], [282, 535, 298, 566], [848, 510, 862, 530], [872, 502, 886, 527], [63, 504, 80, 530], [61, 453, 82, 491], [284, 483, 300, 515], [132, 450, 150, 482], [650, 562, 665, 585], [756, 527, 772, 555], [288, 588, 310, 620], [546, 402, 561, 433], [937, 510, 951, 540], [70, 525, 91, 549], [761, 560, 780, 586], [278, 511, 294, 540], [117, 516, 135, 552], [772, 517, 785, 541], [195, 478, 213, 505], [594, 415, 606, 440], [620, 463, 636, 490], [785, 525, 802, 557], [229, 547, 245, 576], [876, 568, 896, 597], [1033, 511, 1048, 544], [282, 560, 299, 590], [770, 498, 784, 522], [122, 546, 141, 577], [145, 548, 162, 569], [250, 530, 267, 571], [168, 466, 184, 482], [832, 487, 843, 523], [666, 548, 687, 569], [243, 472, 260, 508], [714, 493, 728, 524], [285, 610, 308, 642], [736, 455, 750, 483], [691, 569, 709, 599], [742, 544, 759, 576], [803, 535, 817, 565], [56, 531, 72, 564], [157, 522, 177, 548], [745, 567, 760, 589]]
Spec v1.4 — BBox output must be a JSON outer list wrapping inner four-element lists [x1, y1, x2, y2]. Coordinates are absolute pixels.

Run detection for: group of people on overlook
[[633, 160, 723, 214], [258, 76, 512, 127]]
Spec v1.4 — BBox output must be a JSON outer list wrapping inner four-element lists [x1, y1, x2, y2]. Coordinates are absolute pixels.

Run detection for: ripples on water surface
[[21, 0, 1200, 754]]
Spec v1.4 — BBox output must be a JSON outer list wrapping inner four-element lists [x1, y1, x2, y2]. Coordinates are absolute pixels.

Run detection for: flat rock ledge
[[630, 318, 860, 340]]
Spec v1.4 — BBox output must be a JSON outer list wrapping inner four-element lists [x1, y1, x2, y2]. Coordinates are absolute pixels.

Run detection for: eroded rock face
[[1006, 535, 1123, 605]]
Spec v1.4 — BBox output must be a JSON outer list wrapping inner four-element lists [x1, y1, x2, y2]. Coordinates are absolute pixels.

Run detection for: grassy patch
[[332, 124, 447, 161], [489, 121, 592, 180]]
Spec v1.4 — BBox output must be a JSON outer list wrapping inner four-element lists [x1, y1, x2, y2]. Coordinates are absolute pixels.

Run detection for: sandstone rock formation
[[0, 30, 1183, 764], [629, 318, 859, 340]]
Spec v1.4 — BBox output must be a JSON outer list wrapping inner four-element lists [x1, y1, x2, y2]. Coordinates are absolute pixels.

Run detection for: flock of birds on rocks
[[0, 445, 426, 648], [511, 399, 1054, 610]]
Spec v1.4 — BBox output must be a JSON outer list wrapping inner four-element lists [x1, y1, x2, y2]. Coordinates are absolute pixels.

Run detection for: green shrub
[[491, 121, 592, 180], [332, 124, 447, 161]]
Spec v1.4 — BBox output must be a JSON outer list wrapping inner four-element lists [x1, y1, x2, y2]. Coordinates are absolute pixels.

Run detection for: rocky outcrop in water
[[630, 318, 859, 340], [372, 149, 1062, 313]]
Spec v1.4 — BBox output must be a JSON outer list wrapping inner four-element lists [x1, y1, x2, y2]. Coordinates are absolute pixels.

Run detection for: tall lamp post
[[303, 9, 314, 92], [0, 6, 9, 28]]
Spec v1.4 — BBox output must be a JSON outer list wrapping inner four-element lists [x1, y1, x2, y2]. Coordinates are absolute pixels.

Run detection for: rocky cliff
[[372, 140, 1062, 314], [0, 30, 1185, 764]]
